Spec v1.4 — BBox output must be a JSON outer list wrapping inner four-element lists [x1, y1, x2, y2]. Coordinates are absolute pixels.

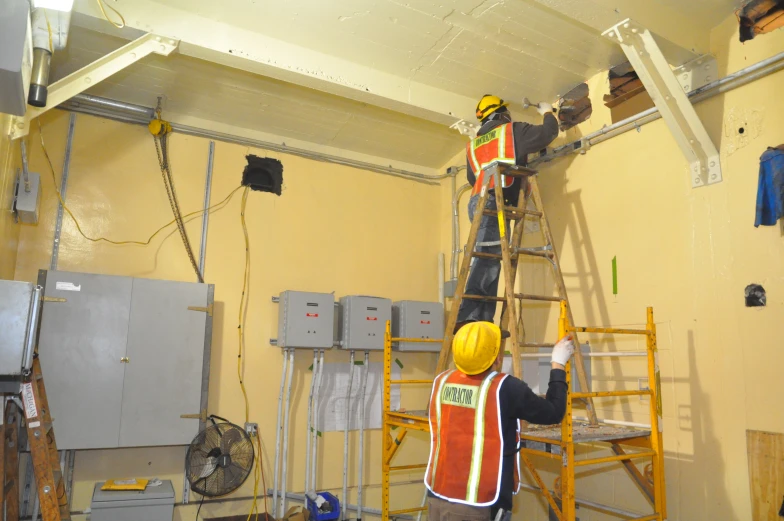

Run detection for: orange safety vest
[[425, 370, 522, 506], [466, 123, 517, 196]]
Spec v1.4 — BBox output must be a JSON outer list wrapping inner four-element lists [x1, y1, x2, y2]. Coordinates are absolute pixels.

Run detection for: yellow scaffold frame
[[381, 302, 667, 521]]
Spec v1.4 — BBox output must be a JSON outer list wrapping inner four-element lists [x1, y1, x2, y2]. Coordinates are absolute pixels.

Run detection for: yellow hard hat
[[453, 322, 508, 375], [475, 94, 509, 122]]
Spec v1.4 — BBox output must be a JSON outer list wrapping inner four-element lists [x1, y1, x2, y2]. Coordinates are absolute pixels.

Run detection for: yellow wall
[[439, 14, 784, 521], [0, 114, 21, 278], [15, 109, 446, 520]]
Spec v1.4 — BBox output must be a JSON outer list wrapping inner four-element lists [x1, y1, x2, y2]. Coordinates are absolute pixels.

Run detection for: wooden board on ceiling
[[747, 429, 784, 521]]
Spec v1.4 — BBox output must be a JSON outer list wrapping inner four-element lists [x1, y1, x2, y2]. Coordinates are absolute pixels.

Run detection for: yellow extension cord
[[96, 0, 126, 28], [37, 119, 243, 248], [237, 186, 267, 520]]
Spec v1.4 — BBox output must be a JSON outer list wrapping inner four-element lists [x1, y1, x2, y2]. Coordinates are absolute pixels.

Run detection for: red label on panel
[[306, 313, 319, 317], [366, 317, 378, 321], [420, 320, 431, 325]]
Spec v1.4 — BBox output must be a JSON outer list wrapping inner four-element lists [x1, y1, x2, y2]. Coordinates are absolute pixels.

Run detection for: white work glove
[[537, 102, 553, 116], [551, 334, 575, 366]]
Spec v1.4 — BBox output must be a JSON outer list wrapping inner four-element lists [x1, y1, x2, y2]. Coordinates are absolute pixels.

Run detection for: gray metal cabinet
[[37, 270, 213, 450]]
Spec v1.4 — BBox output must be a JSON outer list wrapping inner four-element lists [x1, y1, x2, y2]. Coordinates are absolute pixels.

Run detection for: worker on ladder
[[425, 322, 574, 521], [456, 95, 559, 332]]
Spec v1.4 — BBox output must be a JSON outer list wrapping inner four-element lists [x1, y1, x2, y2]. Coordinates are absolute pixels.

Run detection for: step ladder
[[437, 161, 597, 425], [7, 357, 72, 521]]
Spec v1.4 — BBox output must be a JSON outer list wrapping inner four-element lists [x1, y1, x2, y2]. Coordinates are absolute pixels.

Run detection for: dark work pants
[[457, 193, 510, 324], [428, 496, 491, 521]]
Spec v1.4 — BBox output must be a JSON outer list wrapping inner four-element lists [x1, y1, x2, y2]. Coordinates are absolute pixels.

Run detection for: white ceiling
[[57, 0, 742, 171]]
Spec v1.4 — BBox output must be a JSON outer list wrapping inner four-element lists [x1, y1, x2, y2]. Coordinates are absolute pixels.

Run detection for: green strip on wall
[[612, 256, 618, 295]]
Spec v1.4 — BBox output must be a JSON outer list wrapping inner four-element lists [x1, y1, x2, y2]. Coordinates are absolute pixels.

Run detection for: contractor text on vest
[[441, 384, 480, 408]]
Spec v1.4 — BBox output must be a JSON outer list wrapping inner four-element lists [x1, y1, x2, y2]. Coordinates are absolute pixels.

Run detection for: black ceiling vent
[[242, 155, 283, 195]]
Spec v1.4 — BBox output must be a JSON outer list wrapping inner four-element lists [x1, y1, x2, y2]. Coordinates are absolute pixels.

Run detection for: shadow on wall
[[673, 330, 732, 519]]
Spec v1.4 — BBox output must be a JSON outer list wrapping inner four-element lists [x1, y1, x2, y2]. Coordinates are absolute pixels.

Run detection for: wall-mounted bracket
[[450, 119, 478, 139], [603, 19, 721, 188], [8, 33, 179, 140], [674, 54, 718, 94]]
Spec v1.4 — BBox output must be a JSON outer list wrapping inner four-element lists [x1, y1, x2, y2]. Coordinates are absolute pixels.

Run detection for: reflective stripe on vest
[[424, 370, 508, 506], [467, 123, 516, 196]]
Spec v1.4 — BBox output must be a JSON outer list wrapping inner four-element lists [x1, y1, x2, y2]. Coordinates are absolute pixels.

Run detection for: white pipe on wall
[[311, 349, 325, 490], [451, 183, 472, 280], [280, 348, 296, 514], [342, 350, 355, 521], [437, 253, 445, 305], [272, 348, 289, 518], [305, 350, 318, 493], [357, 351, 370, 520]]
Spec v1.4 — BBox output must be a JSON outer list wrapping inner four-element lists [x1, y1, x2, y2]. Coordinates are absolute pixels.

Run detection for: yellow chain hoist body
[[148, 118, 172, 137]]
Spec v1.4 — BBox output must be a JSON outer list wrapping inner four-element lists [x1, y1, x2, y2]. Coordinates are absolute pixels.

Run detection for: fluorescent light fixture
[[33, 0, 75, 11]]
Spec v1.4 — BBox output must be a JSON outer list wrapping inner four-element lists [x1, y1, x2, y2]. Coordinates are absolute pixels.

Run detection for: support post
[[603, 19, 721, 187], [646, 307, 666, 519], [559, 301, 575, 521]]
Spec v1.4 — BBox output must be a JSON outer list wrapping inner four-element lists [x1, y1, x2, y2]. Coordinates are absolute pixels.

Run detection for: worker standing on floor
[[456, 95, 559, 331], [425, 322, 574, 521]]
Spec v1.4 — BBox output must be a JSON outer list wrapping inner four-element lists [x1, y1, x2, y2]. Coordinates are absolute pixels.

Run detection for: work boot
[[453, 320, 475, 334]]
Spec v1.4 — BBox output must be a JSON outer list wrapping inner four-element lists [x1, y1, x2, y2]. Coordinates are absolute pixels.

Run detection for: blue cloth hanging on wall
[[754, 147, 784, 227]]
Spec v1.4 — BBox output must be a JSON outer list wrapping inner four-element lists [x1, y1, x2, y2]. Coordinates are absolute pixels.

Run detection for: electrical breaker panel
[[338, 295, 391, 351], [392, 301, 444, 352], [276, 291, 335, 348]]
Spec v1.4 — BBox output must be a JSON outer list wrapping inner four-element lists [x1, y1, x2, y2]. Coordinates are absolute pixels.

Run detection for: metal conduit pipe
[[70, 94, 155, 118], [305, 350, 318, 493], [342, 350, 356, 521], [357, 351, 370, 520], [59, 96, 452, 184], [533, 50, 784, 166], [280, 348, 296, 514], [518, 483, 646, 519], [272, 348, 289, 518], [451, 183, 472, 279], [19, 140, 31, 193], [311, 350, 325, 490], [518, 351, 646, 358]]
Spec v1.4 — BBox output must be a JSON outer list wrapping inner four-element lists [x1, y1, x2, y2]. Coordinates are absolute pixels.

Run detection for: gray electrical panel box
[[37, 270, 213, 450], [392, 301, 444, 352], [338, 295, 391, 351], [276, 291, 335, 348], [91, 480, 175, 521], [0, 0, 33, 117], [521, 344, 592, 393], [14, 172, 41, 224], [0, 279, 40, 392]]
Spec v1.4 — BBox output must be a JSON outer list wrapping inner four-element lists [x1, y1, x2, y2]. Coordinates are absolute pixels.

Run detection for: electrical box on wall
[[392, 301, 444, 352], [0, 0, 33, 117], [338, 295, 391, 351], [276, 291, 335, 348], [14, 172, 41, 224]]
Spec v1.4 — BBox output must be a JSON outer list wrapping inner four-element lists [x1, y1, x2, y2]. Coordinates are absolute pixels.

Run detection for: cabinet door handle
[[120, 357, 130, 363]]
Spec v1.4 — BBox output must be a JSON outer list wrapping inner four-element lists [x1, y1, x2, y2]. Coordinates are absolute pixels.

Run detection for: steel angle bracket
[[450, 119, 478, 139], [603, 19, 721, 188], [9, 33, 179, 140]]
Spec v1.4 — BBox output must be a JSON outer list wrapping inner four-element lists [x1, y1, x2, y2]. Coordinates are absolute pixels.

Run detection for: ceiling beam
[[71, 0, 479, 128], [528, 0, 709, 65]]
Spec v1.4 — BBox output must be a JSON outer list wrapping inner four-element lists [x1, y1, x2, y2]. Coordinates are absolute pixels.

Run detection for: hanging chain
[[152, 121, 204, 283]]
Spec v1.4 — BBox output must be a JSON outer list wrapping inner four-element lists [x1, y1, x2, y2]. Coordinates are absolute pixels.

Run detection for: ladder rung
[[4, 479, 14, 495], [482, 208, 542, 219], [471, 250, 553, 260], [463, 294, 562, 303], [517, 293, 563, 303], [521, 343, 555, 348]]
